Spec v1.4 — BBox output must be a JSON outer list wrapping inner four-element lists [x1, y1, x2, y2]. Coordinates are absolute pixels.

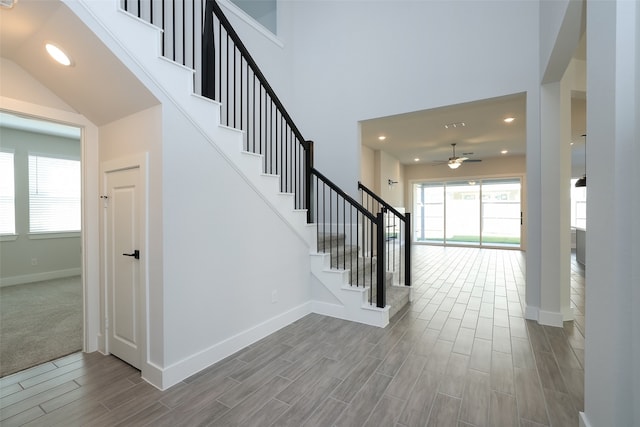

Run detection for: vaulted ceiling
[[0, 0, 158, 126]]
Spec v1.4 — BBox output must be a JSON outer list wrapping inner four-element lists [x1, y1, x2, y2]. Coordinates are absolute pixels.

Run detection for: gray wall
[[0, 126, 81, 285]]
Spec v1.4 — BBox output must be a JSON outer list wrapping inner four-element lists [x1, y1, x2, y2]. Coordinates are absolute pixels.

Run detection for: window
[[571, 178, 587, 228], [230, 0, 277, 34], [414, 182, 445, 243], [0, 151, 15, 235], [29, 154, 81, 233]]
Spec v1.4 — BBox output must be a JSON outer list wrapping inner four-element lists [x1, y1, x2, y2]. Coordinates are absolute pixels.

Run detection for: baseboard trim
[[579, 412, 591, 427], [538, 309, 564, 327], [562, 305, 575, 321], [524, 305, 567, 327], [153, 302, 312, 390], [311, 300, 389, 328], [141, 360, 164, 390], [524, 305, 539, 321], [0, 268, 82, 287]]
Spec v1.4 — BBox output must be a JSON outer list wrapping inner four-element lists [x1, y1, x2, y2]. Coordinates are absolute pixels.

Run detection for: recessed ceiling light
[[46, 43, 72, 66], [570, 142, 574, 145], [414, 158, 420, 162], [503, 117, 515, 123], [378, 135, 386, 141], [501, 150, 508, 154]]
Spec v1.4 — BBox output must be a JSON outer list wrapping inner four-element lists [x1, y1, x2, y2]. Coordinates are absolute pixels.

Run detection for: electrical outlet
[[271, 290, 278, 303], [31, 258, 38, 266]]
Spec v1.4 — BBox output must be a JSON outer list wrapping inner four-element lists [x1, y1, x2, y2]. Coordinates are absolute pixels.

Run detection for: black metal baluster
[[324, 181, 328, 254], [171, 0, 176, 61], [233, 45, 236, 128], [181, 0, 185, 65], [350, 205, 353, 281], [252, 75, 256, 152], [238, 49, 242, 130], [217, 20, 221, 101], [342, 198, 346, 271], [405, 212, 411, 286], [356, 213, 359, 287]]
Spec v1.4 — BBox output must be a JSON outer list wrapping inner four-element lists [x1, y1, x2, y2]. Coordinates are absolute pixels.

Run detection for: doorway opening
[[0, 111, 83, 377]]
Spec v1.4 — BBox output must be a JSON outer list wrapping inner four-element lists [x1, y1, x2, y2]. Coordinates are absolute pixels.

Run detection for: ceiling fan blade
[[464, 159, 482, 163]]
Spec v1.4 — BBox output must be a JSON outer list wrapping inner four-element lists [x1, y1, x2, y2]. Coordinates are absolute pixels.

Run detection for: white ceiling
[[361, 93, 528, 165], [0, 0, 158, 126]]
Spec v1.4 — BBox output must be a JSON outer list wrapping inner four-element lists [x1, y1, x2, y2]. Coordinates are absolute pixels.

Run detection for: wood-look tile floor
[[0, 246, 585, 426]]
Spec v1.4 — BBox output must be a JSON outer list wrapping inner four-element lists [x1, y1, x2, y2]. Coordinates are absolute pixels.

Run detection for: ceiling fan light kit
[[447, 143, 469, 169]]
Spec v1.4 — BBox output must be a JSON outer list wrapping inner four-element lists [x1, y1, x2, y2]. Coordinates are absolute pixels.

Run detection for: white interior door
[[105, 166, 143, 369]]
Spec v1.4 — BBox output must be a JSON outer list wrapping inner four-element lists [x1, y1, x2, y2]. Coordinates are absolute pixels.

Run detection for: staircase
[[69, 0, 410, 327], [313, 233, 410, 321]]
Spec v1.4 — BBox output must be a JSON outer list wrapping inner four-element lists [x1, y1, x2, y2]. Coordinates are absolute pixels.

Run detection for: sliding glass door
[[445, 181, 481, 245], [413, 178, 522, 248], [480, 179, 521, 246], [414, 182, 444, 243]]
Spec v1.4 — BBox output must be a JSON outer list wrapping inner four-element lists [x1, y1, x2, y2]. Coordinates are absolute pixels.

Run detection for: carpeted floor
[[0, 276, 82, 377]]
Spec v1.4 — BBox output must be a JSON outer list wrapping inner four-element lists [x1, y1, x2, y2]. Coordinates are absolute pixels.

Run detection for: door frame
[[0, 97, 101, 354], [100, 153, 149, 368]]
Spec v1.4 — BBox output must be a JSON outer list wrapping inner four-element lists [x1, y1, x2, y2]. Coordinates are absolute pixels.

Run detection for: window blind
[[28, 155, 81, 233]]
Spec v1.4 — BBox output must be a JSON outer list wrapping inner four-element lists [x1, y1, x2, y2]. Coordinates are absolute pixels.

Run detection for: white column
[[582, 0, 639, 425], [538, 79, 573, 326]]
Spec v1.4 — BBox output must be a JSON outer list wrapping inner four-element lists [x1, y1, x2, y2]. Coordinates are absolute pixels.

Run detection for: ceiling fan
[[436, 143, 482, 169]]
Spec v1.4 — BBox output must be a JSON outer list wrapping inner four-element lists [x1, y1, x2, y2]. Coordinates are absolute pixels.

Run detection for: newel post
[[404, 212, 411, 286], [376, 212, 386, 308], [305, 140, 314, 223]]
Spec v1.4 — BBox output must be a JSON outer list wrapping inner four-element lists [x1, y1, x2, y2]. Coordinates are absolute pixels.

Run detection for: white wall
[[286, 1, 539, 192], [99, 105, 164, 367], [0, 127, 81, 285], [404, 155, 526, 183], [539, 0, 584, 83], [376, 150, 404, 208], [583, 0, 639, 425], [160, 100, 311, 380], [360, 144, 375, 190]]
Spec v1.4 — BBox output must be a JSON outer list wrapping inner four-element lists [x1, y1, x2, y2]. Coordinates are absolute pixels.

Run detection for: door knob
[[122, 250, 140, 260]]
